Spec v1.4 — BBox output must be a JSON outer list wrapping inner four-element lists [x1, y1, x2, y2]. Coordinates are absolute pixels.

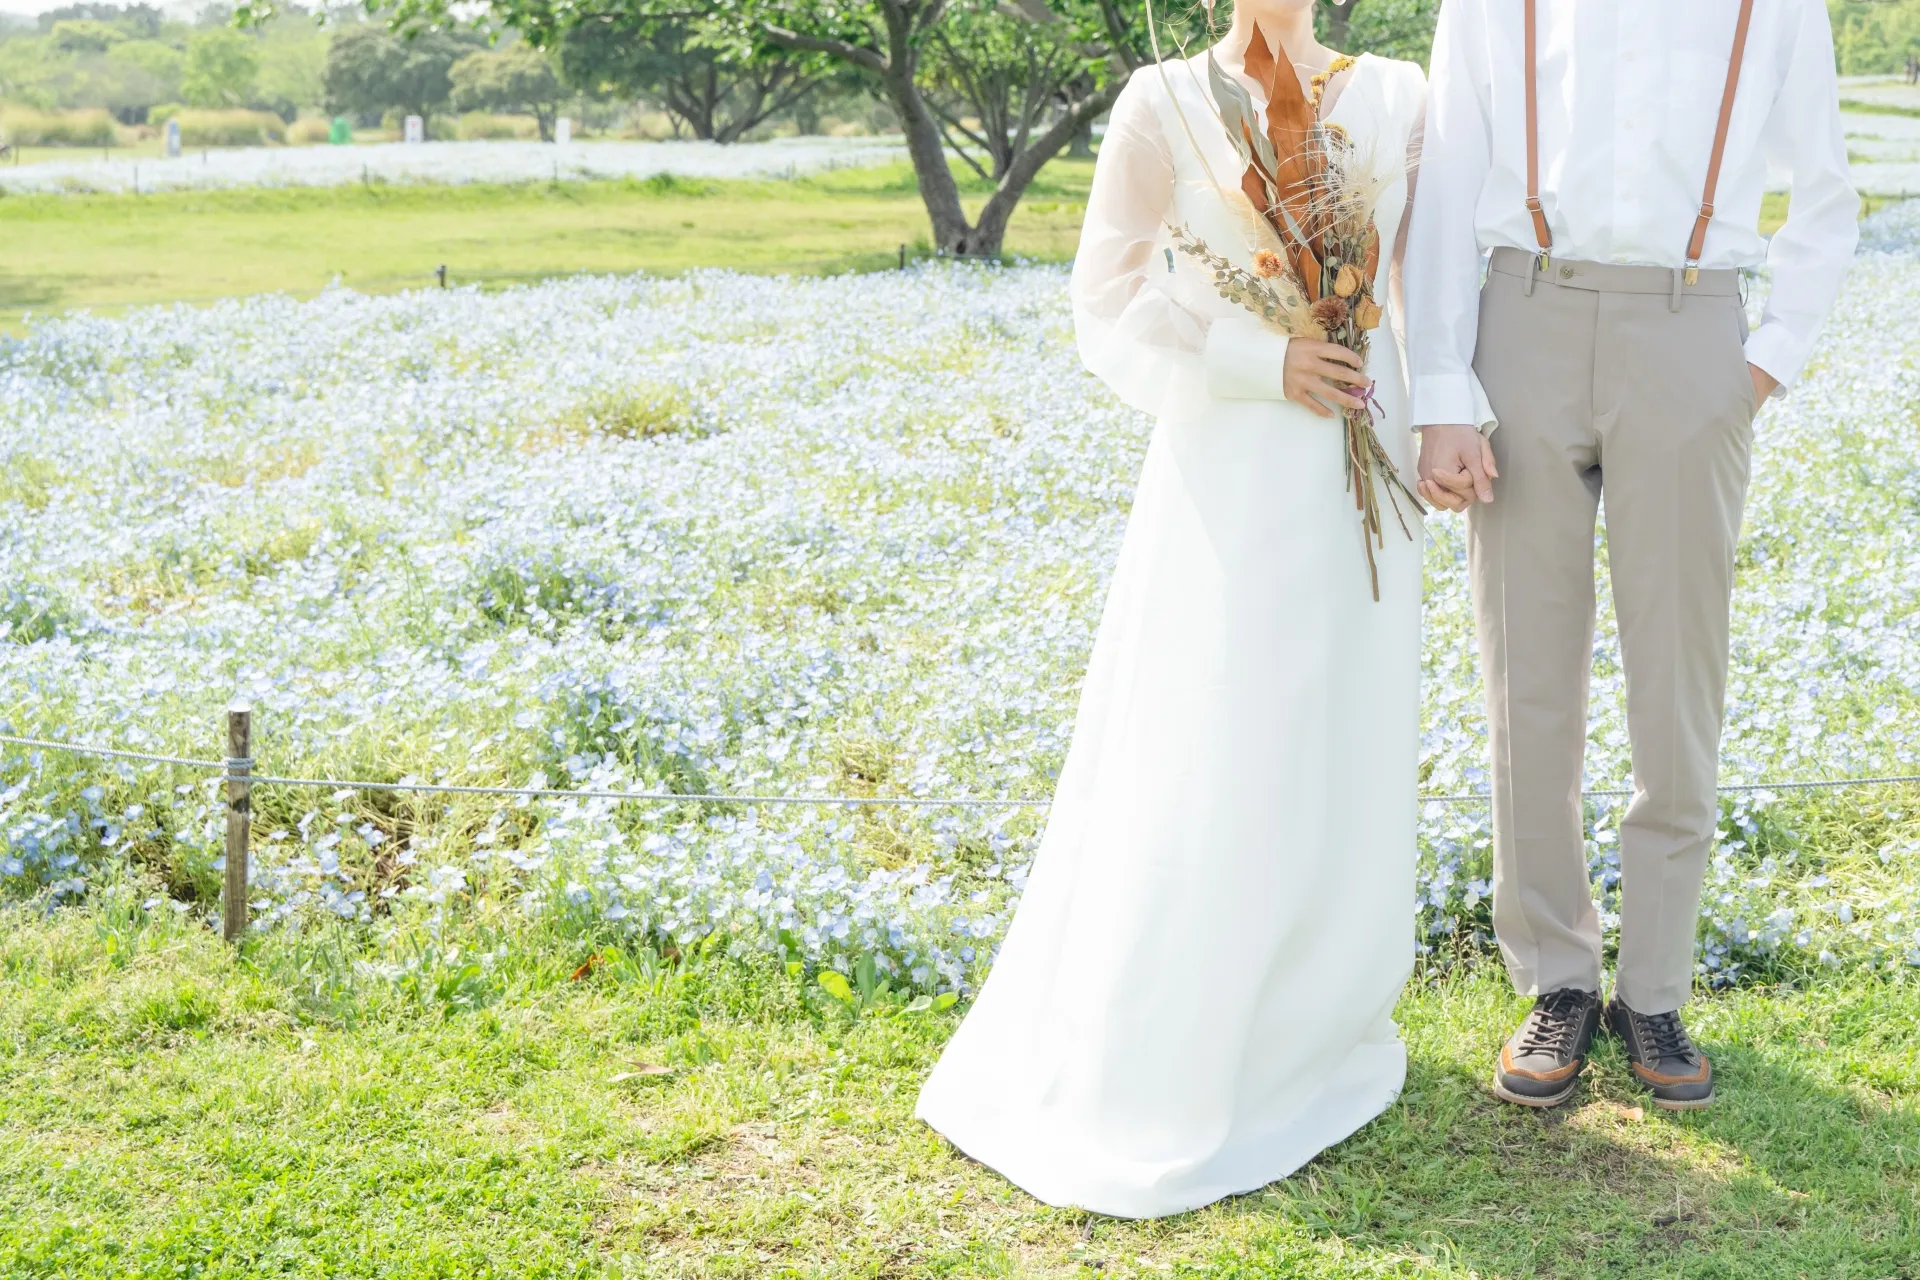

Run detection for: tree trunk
[[877, 6, 975, 253], [1321, 0, 1352, 51], [1068, 117, 1093, 158], [968, 75, 1132, 258]]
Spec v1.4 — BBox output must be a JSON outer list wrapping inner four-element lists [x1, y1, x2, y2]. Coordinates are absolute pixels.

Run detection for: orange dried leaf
[[1244, 21, 1324, 276], [571, 954, 603, 981]]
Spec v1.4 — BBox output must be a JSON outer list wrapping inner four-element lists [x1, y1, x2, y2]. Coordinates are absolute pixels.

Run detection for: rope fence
[[4, 716, 1918, 943]]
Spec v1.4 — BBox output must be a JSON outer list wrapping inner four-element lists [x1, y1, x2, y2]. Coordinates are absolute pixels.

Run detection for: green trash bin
[[329, 116, 353, 145]]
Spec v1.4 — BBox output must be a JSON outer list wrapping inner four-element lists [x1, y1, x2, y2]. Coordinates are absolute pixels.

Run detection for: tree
[[181, 28, 259, 106], [748, 0, 1159, 256], [917, 0, 1109, 185], [1830, 0, 1920, 75], [555, 15, 823, 143], [1319, 0, 1439, 65], [323, 23, 473, 128], [254, 23, 328, 120], [37, 3, 164, 38], [449, 43, 563, 138], [385, 0, 1160, 257], [47, 18, 128, 54]]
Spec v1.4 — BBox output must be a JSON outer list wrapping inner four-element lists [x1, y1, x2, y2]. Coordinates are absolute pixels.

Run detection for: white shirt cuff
[[1411, 371, 1500, 434], [1743, 321, 1810, 391], [1203, 316, 1291, 401]]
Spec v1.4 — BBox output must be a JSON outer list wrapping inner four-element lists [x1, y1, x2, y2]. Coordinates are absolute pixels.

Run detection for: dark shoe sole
[[1491, 1073, 1579, 1108]]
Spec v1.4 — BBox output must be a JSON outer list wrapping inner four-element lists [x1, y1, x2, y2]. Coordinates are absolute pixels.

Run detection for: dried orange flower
[[1252, 249, 1286, 278], [1310, 296, 1350, 329], [1333, 264, 1363, 298], [1354, 298, 1383, 330]]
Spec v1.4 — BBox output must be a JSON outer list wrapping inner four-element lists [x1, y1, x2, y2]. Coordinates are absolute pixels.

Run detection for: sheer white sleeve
[[1072, 76, 1273, 419]]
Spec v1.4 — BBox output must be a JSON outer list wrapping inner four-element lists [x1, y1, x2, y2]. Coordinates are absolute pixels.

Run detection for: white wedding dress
[[915, 51, 1437, 1219]]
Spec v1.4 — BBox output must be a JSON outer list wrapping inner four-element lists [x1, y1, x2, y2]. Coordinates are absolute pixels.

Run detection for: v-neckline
[[1206, 48, 1370, 134], [1316, 53, 1368, 126]]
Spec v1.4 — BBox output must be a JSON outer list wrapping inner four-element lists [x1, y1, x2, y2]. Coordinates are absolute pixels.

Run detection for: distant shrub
[[0, 107, 120, 147], [152, 109, 287, 147], [287, 116, 333, 146], [455, 112, 539, 141]]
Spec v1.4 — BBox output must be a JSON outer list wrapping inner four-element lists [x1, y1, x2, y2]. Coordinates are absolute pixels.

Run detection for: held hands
[[1285, 339, 1369, 417], [1415, 424, 1498, 512], [1415, 365, 1775, 515]]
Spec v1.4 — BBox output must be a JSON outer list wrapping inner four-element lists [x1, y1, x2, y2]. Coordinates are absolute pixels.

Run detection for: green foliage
[[253, 23, 327, 119], [556, 14, 829, 144], [0, 6, 323, 119], [1831, 0, 1920, 74], [1323, 0, 1442, 66], [105, 37, 186, 102], [46, 18, 126, 55], [448, 43, 561, 138], [180, 28, 259, 108], [37, 3, 164, 39], [323, 23, 478, 125]]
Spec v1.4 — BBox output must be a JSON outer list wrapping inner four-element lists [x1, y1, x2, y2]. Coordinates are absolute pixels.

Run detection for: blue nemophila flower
[[1, 209, 1918, 990]]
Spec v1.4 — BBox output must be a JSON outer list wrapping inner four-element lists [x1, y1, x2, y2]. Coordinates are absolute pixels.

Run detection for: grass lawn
[[2, 904, 1917, 1280], [0, 160, 1093, 333], [3, 159, 1852, 337]]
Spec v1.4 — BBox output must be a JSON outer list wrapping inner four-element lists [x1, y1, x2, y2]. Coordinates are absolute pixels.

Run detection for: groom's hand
[[1416, 425, 1497, 511]]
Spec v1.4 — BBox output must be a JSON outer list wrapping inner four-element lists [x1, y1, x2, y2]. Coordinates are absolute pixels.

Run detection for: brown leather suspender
[[1523, 0, 1550, 263], [1521, 0, 1756, 284], [1686, 0, 1757, 281]]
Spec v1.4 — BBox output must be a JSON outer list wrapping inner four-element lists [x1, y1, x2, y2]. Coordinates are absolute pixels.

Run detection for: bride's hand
[[1284, 340, 1368, 417]]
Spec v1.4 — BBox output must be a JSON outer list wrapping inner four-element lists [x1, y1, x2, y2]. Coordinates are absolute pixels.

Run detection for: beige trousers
[[1469, 248, 1756, 1015]]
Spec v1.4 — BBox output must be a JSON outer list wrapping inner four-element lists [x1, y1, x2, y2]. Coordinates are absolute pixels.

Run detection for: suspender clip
[[1683, 261, 1700, 286]]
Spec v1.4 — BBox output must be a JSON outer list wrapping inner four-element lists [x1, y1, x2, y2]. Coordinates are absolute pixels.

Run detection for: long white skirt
[[915, 361, 1424, 1219]]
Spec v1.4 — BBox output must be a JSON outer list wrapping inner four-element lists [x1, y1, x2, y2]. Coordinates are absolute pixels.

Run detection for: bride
[[915, 0, 1446, 1219]]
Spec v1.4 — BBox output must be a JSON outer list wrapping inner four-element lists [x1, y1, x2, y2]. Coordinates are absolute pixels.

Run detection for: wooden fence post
[[223, 702, 252, 943]]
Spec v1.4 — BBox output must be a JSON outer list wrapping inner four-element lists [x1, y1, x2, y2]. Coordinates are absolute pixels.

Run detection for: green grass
[[2, 898, 1917, 1279], [1843, 100, 1920, 119], [0, 154, 1888, 338], [0, 160, 1094, 333]]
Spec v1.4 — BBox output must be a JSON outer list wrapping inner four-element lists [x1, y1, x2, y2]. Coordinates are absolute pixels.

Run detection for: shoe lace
[[1517, 989, 1591, 1056], [1637, 1008, 1699, 1064]]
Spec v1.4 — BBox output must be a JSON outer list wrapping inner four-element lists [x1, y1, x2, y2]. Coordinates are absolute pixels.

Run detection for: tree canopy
[[323, 23, 479, 126], [449, 43, 563, 137]]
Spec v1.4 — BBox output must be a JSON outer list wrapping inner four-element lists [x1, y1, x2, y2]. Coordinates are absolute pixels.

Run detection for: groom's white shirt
[[1406, 0, 1859, 429]]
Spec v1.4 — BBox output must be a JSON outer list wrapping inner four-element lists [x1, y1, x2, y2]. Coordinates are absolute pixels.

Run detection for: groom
[[1405, 0, 1857, 1109]]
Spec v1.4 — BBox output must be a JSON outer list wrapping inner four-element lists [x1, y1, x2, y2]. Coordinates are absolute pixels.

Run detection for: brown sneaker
[[1604, 997, 1715, 1110], [1492, 988, 1602, 1108]]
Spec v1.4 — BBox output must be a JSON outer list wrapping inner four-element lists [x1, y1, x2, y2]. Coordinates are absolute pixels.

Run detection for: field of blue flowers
[[2, 202, 1916, 999]]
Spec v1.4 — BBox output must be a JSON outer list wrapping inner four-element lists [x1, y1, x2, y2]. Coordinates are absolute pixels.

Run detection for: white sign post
[[404, 114, 424, 144], [555, 117, 572, 146], [164, 118, 181, 159]]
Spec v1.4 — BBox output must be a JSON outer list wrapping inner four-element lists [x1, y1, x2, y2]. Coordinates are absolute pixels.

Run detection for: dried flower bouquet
[[1165, 22, 1423, 600]]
